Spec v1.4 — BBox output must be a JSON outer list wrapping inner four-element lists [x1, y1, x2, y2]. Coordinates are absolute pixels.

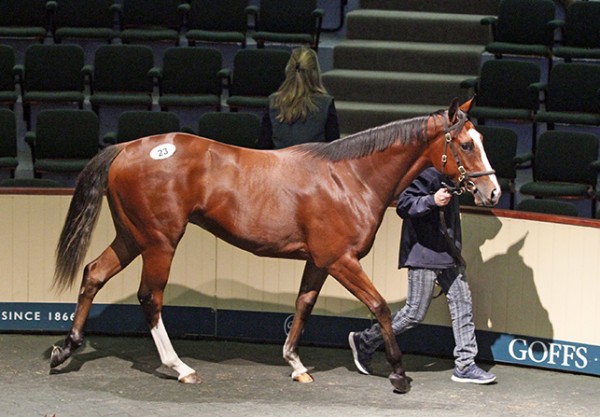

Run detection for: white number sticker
[[150, 143, 176, 160]]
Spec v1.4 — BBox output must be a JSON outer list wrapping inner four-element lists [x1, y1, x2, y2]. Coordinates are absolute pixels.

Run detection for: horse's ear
[[448, 97, 459, 124], [459, 96, 475, 114]]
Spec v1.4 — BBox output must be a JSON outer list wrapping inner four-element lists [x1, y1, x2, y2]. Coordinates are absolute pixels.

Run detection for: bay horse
[[50, 98, 499, 393]]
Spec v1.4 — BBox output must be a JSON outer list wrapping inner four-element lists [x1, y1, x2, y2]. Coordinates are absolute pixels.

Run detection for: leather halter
[[440, 112, 495, 195]]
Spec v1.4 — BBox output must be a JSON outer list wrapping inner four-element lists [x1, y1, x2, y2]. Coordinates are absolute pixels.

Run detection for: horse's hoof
[[179, 372, 202, 384], [293, 372, 314, 383], [50, 345, 68, 368], [389, 372, 410, 394]]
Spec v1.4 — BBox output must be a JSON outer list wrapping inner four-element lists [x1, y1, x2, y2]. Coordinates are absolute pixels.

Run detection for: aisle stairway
[[322, 0, 502, 134]]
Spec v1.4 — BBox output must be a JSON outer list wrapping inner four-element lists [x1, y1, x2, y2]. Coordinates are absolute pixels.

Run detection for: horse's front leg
[[138, 246, 200, 384], [329, 254, 409, 393], [51, 243, 134, 368], [284, 260, 328, 383]]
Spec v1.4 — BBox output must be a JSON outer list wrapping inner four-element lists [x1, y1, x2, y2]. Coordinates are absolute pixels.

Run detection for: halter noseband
[[440, 112, 495, 195]]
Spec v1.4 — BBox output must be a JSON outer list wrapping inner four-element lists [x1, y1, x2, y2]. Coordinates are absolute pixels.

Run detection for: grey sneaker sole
[[348, 332, 370, 375], [451, 374, 496, 384]]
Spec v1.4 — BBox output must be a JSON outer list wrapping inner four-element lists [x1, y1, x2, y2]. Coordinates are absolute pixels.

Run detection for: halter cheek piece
[[438, 111, 496, 272], [440, 112, 495, 195]]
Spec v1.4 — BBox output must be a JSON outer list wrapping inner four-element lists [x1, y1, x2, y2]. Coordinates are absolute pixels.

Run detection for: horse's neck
[[349, 140, 431, 208]]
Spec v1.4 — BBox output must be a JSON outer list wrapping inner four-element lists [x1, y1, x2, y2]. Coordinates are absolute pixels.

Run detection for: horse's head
[[428, 98, 501, 207]]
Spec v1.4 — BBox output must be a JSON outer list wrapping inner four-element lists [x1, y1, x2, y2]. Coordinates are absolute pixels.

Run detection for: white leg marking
[[150, 315, 196, 380], [283, 338, 308, 379]]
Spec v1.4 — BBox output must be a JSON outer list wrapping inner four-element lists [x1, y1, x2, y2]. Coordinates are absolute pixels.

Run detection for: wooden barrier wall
[[1, 192, 599, 375]]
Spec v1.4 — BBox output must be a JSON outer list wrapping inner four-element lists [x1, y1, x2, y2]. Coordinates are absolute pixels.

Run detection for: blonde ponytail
[[271, 47, 329, 124]]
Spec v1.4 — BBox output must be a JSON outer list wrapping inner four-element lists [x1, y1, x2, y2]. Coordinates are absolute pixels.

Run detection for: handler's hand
[[434, 188, 452, 207]]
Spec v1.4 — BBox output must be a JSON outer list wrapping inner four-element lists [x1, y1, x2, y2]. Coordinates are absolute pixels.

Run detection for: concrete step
[[323, 69, 470, 105], [325, 0, 498, 135], [346, 10, 491, 45], [332, 40, 484, 75], [359, 0, 501, 16]]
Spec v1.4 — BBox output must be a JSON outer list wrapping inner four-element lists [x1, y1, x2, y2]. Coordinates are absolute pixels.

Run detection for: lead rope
[[439, 209, 466, 268], [434, 118, 464, 299], [433, 111, 492, 297], [432, 209, 466, 299]]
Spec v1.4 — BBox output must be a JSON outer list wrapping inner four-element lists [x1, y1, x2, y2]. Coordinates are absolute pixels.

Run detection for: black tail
[[53, 145, 123, 291]]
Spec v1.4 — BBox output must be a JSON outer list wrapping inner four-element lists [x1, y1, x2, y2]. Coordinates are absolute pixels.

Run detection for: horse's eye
[[461, 141, 474, 152]]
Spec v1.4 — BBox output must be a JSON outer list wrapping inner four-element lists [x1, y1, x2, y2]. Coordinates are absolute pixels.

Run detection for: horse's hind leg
[[328, 254, 409, 393], [138, 246, 200, 384], [51, 238, 138, 368], [284, 260, 328, 383]]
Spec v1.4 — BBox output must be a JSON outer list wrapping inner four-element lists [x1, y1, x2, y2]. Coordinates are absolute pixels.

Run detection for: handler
[[349, 167, 496, 384]]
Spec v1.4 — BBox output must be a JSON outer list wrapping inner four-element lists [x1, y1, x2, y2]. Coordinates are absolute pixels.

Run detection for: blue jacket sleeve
[[396, 172, 438, 219]]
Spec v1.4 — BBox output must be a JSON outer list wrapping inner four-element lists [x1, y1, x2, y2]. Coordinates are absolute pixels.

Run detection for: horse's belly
[[189, 212, 310, 260]]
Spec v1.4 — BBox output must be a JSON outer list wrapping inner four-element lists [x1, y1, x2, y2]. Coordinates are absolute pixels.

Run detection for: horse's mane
[[297, 110, 446, 161]]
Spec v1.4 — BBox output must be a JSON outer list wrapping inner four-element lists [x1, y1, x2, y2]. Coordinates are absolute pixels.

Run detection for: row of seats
[[0, 43, 291, 128], [2, 108, 598, 219], [464, 0, 600, 218], [461, 59, 600, 155], [0, 108, 262, 181], [461, 125, 599, 218], [483, 0, 600, 63], [0, 0, 324, 50]]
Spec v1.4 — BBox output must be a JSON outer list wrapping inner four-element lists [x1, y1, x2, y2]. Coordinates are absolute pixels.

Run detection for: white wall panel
[[2, 194, 600, 345]]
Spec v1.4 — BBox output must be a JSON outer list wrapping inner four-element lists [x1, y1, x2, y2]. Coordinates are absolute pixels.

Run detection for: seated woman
[[258, 47, 340, 149]]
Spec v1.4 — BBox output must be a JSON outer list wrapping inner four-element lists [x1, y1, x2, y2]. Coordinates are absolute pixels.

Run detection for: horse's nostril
[[491, 188, 500, 203]]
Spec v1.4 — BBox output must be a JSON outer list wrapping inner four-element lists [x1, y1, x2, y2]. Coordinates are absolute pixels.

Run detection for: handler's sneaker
[[348, 332, 372, 375], [451, 363, 496, 384]]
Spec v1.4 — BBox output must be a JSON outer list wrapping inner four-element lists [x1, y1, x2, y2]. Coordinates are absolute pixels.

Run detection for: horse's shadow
[[46, 336, 462, 386], [45, 332, 359, 382], [46, 334, 173, 379]]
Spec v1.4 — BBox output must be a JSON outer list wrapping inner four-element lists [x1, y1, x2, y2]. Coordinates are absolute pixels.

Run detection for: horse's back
[[109, 132, 270, 182], [105, 132, 348, 258], [112, 132, 238, 165]]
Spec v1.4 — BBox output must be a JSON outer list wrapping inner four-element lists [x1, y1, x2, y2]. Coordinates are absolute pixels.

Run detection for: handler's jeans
[[357, 267, 478, 370]]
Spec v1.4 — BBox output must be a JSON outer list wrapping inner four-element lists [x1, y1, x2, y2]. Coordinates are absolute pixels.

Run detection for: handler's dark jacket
[[397, 167, 462, 269], [258, 94, 340, 149]]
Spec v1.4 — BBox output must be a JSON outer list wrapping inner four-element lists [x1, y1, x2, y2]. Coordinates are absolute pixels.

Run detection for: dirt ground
[[1, 333, 599, 417]]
